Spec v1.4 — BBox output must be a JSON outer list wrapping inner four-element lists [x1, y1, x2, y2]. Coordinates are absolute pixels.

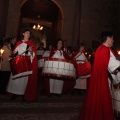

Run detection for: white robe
[[108, 51, 120, 85], [42, 50, 50, 57], [74, 52, 88, 89], [50, 50, 64, 94], [108, 50, 120, 112], [38, 50, 50, 68], [7, 42, 35, 95]]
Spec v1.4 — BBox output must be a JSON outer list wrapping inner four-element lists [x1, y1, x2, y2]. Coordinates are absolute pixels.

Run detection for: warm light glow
[[33, 23, 43, 31], [118, 50, 120, 55], [33, 25, 36, 29], [85, 52, 87, 55], [89, 54, 91, 57], [0, 49, 4, 55], [40, 26, 43, 30], [38, 24, 40, 28]]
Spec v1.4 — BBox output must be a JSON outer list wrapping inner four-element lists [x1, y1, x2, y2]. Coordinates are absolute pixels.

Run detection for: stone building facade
[[0, 0, 120, 50]]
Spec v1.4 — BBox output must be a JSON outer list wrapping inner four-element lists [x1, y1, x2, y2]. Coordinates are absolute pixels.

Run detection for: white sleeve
[[42, 51, 47, 57], [108, 51, 120, 73]]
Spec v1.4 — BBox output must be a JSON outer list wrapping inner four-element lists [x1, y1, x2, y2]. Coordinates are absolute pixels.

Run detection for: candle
[[89, 54, 91, 57], [0, 49, 4, 55], [118, 50, 120, 55], [0, 49, 4, 70]]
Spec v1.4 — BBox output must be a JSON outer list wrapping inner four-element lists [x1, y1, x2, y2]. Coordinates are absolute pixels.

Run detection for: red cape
[[15, 40, 38, 101], [49, 49, 70, 59], [79, 45, 115, 120]]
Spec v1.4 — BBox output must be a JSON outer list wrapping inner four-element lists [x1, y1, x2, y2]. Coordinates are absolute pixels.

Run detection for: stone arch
[[19, 0, 64, 46], [20, 0, 27, 8], [52, 0, 64, 20], [6, 0, 28, 37]]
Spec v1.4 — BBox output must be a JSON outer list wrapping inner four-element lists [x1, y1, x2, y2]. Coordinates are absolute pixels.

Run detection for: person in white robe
[[71, 43, 89, 94], [38, 44, 53, 68], [7, 30, 36, 98], [108, 50, 120, 85], [107, 49, 120, 118], [48, 39, 70, 96]]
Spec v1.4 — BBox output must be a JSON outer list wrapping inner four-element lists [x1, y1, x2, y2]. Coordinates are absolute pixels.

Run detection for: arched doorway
[[19, 0, 63, 48]]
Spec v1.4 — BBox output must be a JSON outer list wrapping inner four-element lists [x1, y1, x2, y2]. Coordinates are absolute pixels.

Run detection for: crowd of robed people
[[1, 30, 120, 120]]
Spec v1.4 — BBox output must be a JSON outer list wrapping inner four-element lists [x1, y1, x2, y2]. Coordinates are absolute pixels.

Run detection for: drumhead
[[42, 58, 76, 80]]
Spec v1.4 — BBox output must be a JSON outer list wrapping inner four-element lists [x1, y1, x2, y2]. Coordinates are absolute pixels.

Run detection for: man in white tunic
[[79, 31, 120, 120]]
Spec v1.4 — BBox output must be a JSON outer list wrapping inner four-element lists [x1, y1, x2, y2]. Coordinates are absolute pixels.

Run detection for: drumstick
[[74, 52, 82, 60], [19, 46, 33, 56], [19, 49, 29, 55], [9, 46, 34, 59]]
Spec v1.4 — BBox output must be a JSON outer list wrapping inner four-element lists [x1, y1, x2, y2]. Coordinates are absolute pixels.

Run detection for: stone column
[[6, 0, 27, 37], [0, 0, 9, 36]]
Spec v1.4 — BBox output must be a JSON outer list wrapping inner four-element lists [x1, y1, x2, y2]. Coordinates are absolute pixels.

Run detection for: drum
[[112, 84, 120, 117], [9, 55, 32, 79], [38, 58, 45, 68], [42, 58, 76, 79], [76, 61, 91, 78], [111, 72, 120, 117]]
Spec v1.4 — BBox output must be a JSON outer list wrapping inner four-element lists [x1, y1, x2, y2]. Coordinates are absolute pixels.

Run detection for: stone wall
[[0, 0, 9, 37], [53, 0, 119, 49], [80, 0, 120, 50], [55, 0, 82, 48], [3, 0, 120, 49], [6, 0, 26, 38], [80, 0, 114, 49]]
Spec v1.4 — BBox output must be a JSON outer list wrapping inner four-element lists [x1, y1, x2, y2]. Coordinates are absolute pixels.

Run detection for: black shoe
[[56, 94, 61, 97], [50, 93, 61, 97], [115, 116, 120, 120], [10, 94, 18, 101], [0, 90, 7, 95], [21, 95, 26, 102], [70, 89, 76, 95], [77, 90, 83, 95]]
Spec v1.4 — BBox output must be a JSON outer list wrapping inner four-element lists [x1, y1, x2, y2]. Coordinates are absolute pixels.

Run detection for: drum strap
[[74, 52, 82, 60], [108, 70, 115, 84], [25, 45, 29, 55], [11, 45, 30, 58], [12, 51, 18, 57]]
